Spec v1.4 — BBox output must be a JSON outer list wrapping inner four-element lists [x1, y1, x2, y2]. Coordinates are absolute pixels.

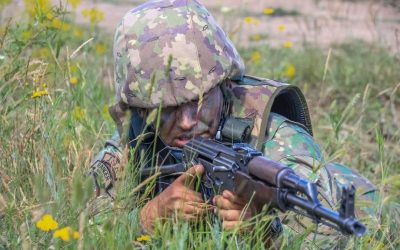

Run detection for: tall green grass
[[1, 1, 399, 249]]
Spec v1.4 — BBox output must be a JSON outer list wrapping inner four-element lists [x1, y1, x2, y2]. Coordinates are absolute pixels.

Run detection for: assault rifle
[[140, 138, 367, 237]]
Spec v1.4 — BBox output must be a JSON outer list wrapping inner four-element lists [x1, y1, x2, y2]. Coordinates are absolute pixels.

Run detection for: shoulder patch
[[89, 148, 122, 198]]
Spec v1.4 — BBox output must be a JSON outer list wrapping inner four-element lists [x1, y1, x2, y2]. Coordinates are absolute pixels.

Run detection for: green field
[[0, 1, 399, 249]]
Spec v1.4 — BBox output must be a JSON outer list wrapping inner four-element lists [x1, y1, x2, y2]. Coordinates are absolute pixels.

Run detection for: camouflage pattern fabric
[[224, 78, 312, 151], [110, 0, 244, 134], [263, 113, 377, 249], [87, 136, 123, 218]]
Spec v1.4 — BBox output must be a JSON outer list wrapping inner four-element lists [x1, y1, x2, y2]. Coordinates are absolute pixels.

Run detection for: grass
[[0, 1, 399, 249]]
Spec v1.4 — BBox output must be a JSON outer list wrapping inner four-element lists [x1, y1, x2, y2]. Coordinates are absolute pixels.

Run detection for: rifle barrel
[[285, 193, 367, 236]]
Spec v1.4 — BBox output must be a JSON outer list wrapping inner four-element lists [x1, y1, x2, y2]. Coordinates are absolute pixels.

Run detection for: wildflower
[[263, 8, 274, 15], [102, 104, 111, 120], [24, 0, 51, 17], [53, 227, 79, 241], [243, 17, 260, 25], [283, 41, 293, 48], [82, 8, 105, 24], [21, 30, 32, 41], [72, 106, 85, 121], [70, 64, 79, 73], [36, 214, 58, 231], [251, 51, 262, 64], [95, 43, 107, 55], [136, 234, 151, 242], [285, 63, 296, 78], [250, 34, 262, 42], [46, 12, 54, 20], [68, 0, 81, 9], [31, 88, 49, 99], [73, 27, 83, 38], [278, 24, 286, 31], [70, 77, 78, 85], [73, 231, 80, 239], [51, 18, 70, 31]]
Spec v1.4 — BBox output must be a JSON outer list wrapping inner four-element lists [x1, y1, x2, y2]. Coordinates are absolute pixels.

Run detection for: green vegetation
[[0, 1, 399, 249]]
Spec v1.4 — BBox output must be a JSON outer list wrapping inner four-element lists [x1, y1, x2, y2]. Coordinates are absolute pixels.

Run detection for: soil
[[2, 0, 400, 54]]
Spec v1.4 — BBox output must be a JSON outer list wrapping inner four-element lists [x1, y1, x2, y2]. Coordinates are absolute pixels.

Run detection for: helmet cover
[[113, 0, 244, 109]]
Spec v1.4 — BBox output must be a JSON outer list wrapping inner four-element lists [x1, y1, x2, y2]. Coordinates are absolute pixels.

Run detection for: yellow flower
[[102, 104, 112, 120], [36, 214, 58, 231], [244, 16, 253, 23], [21, 30, 32, 41], [51, 18, 70, 31], [285, 63, 296, 78], [31, 88, 49, 99], [73, 28, 83, 38], [70, 64, 79, 74], [73, 231, 80, 239], [283, 41, 293, 48], [68, 0, 81, 8], [95, 43, 107, 55], [136, 234, 151, 242], [82, 8, 105, 24], [24, 0, 51, 17], [46, 12, 54, 20], [251, 51, 262, 64], [263, 8, 274, 15], [243, 17, 260, 25], [53, 227, 79, 241], [250, 34, 262, 42], [72, 106, 85, 121], [278, 24, 286, 31], [70, 77, 78, 85]]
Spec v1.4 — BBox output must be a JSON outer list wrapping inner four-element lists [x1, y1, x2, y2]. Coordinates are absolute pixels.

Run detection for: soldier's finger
[[222, 190, 246, 206], [222, 220, 241, 230], [185, 201, 213, 210], [181, 189, 204, 203], [176, 165, 204, 187], [183, 204, 207, 215], [213, 195, 242, 210], [216, 208, 242, 221]]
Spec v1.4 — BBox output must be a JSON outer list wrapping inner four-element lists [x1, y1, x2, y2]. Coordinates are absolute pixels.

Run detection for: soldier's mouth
[[173, 133, 208, 147]]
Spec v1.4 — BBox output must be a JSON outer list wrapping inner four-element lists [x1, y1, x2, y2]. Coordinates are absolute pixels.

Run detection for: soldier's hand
[[213, 190, 253, 230], [140, 165, 208, 232]]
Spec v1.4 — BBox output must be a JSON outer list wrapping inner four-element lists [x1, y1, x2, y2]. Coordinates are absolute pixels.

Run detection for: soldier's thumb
[[176, 164, 204, 185]]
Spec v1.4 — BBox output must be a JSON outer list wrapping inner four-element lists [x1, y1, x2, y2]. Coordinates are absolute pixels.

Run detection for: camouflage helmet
[[113, 0, 244, 109]]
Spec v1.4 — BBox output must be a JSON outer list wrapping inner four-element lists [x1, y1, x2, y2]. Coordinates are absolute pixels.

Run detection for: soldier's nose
[[177, 105, 198, 131]]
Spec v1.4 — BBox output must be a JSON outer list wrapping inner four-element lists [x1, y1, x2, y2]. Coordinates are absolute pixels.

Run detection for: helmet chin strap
[[215, 84, 231, 141]]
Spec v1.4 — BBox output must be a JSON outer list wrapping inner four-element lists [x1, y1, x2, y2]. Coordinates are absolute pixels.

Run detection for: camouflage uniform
[[88, 0, 377, 248]]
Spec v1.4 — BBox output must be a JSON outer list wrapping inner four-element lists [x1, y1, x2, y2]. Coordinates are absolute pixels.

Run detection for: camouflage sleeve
[[262, 112, 377, 249], [87, 131, 123, 220]]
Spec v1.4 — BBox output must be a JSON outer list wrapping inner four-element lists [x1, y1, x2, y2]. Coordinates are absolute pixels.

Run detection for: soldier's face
[[158, 87, 223, 148]]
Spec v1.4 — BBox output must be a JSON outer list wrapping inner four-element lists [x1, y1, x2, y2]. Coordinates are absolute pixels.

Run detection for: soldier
[[88, 0, 376, 247]]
